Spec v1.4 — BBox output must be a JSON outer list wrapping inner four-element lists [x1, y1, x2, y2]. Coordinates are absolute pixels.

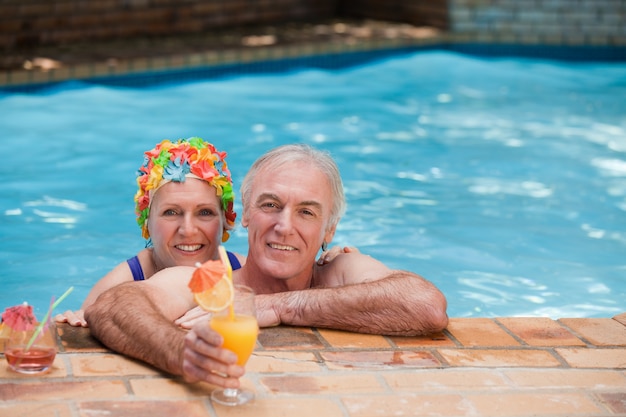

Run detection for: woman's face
[[147, 179, 225, 269]]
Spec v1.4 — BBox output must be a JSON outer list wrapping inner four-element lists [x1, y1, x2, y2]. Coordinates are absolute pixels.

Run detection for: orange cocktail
[[209, 284, 258, 406], [210, 313, 258, 366], [189, 248, 259, 406]]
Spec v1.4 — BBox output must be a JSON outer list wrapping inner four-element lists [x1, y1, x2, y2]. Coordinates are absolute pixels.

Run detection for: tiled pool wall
[[1, 0, 625, 89], [449, 0, 626, 46]]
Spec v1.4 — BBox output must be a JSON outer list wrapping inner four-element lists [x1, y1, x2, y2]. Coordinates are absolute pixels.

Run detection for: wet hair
[[240, 144, 346, 229]]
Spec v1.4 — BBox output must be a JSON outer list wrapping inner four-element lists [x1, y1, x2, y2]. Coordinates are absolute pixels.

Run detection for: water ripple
[[468, 179, 553, 198]]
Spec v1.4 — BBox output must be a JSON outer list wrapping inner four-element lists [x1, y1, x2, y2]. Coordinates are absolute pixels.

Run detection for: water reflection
[[16, 196, 87, 226], [468, 179, 553, 198], [455, 272, 620, 318]]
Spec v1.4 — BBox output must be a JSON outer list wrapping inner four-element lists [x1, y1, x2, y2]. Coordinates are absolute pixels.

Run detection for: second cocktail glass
[[209, 284, 259, 406]]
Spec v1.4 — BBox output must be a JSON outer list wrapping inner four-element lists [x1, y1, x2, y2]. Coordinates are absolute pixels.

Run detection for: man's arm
[[255, 254, 448, 336], [85, 280, 189, 374], [85, 266, 245, 386], [55, 251, 149, 327]]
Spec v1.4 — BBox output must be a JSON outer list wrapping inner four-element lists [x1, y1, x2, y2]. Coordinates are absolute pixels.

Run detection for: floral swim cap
[[135, 137, 236, 242]]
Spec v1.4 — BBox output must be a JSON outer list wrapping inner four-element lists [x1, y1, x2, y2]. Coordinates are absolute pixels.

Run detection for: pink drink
[[4, 322, 58, 374], [5, 347, 56, 373]]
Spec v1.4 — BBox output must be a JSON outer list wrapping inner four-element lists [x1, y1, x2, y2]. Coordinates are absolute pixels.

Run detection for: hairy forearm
[[260, 272, 448, 336], [85, 284, 187, 375]]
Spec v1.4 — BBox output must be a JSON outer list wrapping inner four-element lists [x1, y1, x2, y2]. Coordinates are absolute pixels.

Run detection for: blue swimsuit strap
[[127, 255, 145, 281], [227, 250, 242, 270], [127, 250, 240, 282]]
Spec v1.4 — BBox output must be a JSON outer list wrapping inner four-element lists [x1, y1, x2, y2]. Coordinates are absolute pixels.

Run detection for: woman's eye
[[199, 209, 215, 216], [163, 209, 178, 216]]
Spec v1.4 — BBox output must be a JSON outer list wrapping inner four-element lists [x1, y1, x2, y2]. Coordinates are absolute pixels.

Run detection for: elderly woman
[[56, 137, 242, 326]]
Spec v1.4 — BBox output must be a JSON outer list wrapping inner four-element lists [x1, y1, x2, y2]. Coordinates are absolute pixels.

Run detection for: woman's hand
[[317, 246, 360, 265], [54, 309, 88, 327], [175, 306, 212, 329]]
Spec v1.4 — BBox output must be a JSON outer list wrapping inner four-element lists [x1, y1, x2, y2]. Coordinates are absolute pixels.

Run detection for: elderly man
[[86, 144, 447, 388]]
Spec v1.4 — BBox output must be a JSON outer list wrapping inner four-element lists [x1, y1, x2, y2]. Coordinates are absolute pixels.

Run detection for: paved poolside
[[1, 315, 625, 417]]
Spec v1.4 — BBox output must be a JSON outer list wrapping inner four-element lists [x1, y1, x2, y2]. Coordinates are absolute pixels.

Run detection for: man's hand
[[181, 321, 245, 388], [253, 294, 281, 328]]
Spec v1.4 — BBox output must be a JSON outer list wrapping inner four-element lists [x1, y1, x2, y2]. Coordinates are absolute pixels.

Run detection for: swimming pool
[[1, 50, 625, 319]]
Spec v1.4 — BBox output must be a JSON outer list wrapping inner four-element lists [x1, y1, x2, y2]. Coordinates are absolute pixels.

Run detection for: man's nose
[[273, 211, 294, 235]]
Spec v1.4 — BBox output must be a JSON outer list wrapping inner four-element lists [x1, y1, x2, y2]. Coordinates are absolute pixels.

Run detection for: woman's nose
[[178, 214, 197, 235]]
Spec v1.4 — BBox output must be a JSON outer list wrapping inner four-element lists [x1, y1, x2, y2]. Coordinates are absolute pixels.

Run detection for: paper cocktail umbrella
[[1, 302, 37, 331]]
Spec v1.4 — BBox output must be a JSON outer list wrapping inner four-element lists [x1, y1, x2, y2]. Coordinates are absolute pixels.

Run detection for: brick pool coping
[[0, 20, 443, 90], [1, 316, 625, 416], [3, 19, 625, 91]]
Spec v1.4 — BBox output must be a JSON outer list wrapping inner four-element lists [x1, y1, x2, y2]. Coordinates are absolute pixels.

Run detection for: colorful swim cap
[[135, 137, 236, 242]]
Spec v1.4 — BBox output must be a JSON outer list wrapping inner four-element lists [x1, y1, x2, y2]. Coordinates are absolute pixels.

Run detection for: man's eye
[[261, 202, 278, 209]]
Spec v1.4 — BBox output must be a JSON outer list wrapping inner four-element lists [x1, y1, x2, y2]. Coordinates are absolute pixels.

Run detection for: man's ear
[[323, 222, 337, 244]]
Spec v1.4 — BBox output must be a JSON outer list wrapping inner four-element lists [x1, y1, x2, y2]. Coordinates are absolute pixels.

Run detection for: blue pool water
[[1, 51, 625, 319]]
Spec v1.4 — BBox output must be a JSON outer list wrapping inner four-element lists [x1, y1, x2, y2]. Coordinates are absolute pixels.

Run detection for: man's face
[[243, 160, 336, 281]]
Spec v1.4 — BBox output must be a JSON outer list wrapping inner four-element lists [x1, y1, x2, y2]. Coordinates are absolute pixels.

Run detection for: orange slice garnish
[[193, 277, 234, 312], [188, 259, 234, 312]]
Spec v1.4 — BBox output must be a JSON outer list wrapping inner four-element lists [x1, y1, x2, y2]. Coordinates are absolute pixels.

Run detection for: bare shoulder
[[146, 265, 196, 288], [136, 248, 157, 278], [137, 265, 196, 305], [136, 265, 197, 319], [313, 252, 393, 288]]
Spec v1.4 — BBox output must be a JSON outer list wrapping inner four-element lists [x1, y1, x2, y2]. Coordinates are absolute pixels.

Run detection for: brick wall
[[1, 0, 624, 52], [338, 0, 449, 29], [0, 0, 336, 50]]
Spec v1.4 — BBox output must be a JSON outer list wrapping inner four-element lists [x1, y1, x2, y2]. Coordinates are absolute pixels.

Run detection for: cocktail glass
[[210, 284, 259, 406], [5, 321, 57, 374]]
